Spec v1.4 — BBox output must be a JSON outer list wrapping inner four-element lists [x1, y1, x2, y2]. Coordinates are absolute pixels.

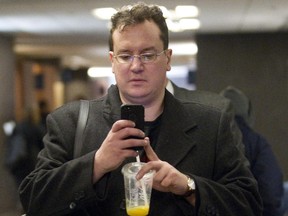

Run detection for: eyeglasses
[[113, 50, 166, 64]]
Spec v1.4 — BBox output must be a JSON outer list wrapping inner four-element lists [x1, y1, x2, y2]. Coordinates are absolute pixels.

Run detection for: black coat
[[20, 85, 262, 216]]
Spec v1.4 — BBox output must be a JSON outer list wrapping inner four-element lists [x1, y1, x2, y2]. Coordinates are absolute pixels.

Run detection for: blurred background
[[0, 0, 288, 215]]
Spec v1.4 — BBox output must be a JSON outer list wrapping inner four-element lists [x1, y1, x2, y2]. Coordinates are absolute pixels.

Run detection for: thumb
[[144, 137, 159, 161]]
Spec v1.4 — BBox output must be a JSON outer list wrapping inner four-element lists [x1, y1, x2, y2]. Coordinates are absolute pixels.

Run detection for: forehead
[[112, 20, 162, 51]]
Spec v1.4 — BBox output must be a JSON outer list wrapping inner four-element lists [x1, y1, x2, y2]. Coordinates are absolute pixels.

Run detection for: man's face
[[109, 20, 172, 106]]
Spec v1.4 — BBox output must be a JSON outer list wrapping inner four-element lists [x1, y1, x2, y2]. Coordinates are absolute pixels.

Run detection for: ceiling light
[[179, 19, 200, 30], [166, 18, 200, 32], [87, 67, 113, 78], [175, 5, 199, 18], [166, 19, 182, 32], [92, 8, 117, 20], [170, 42, 198, 55]]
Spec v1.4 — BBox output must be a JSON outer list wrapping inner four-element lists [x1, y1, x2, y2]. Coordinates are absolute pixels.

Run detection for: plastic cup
[[121, 162, 154, 216]]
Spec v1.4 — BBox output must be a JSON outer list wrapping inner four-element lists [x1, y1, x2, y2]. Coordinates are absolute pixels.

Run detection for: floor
[[0, 201, 24, 216], [0, 211, 22, 216]]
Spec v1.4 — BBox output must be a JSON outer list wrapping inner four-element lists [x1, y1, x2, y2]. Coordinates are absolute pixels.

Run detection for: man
[[19, 3, 262, 215]]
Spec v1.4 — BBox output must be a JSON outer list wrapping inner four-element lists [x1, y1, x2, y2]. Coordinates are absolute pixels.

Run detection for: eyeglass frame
[[111, 50, 167, 64]]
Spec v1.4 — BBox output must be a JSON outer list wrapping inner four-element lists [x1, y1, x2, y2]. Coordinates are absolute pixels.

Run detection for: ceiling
[[1, 0, 288, 67]]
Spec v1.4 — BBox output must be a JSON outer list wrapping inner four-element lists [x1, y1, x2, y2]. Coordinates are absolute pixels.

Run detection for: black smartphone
[[121, 104, 145, 151]]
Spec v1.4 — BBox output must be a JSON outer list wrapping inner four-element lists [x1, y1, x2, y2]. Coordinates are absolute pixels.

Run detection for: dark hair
[[109, 2, 169, 51]]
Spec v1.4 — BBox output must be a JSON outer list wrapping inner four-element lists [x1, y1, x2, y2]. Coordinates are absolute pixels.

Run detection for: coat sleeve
[[18, 102, 109, 215], [187, 110, 263, 216]]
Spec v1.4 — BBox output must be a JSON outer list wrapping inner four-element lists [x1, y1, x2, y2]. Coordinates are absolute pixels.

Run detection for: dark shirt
[[141, 114, 162, 162]]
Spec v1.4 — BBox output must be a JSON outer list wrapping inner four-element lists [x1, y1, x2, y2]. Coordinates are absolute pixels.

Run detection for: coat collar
[[103, 85, 122, 123], [103, 84, 198, 166]]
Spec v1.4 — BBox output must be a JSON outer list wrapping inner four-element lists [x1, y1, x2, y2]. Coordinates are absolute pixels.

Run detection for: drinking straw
[[136, 155, 149, 206]]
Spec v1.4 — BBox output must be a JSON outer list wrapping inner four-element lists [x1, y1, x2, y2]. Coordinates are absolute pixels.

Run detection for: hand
[[93, 120, 147, 183], [137, 140, 188, 196]]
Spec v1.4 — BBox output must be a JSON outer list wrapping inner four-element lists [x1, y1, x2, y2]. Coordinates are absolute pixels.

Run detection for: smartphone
[[121, 104, 145, 151]]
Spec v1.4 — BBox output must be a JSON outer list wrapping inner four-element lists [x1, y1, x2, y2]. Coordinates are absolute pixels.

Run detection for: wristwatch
[[182, 175, 196, 197]]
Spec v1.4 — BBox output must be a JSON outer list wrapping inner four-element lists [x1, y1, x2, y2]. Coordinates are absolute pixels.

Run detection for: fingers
[[144, 137, 159, 161], [136, 161, 170, 191], [111, 119, 135, 132], [101, 119, 147, 153], [136, 160, 163, 180], [121, 138, 148, 151], [136, 160, 188, 195], [94, 120, 147, 183], [112, 120, 145, 140]]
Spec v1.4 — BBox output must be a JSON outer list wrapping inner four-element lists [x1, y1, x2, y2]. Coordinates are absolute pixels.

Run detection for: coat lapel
[[155, 91, 198, 167]]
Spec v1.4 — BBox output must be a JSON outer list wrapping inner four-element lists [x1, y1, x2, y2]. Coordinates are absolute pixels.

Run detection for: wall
[[14, 58, 61, 119], [0, 36, 19, 213], [196, 32, 288, 180]]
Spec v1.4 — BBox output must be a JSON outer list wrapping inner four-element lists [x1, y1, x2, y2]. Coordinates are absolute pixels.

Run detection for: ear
[[166, 49, 172, 71], [109, 51, 116, 73], [109, 51, 115, 73], [109, 51, 114, 63]]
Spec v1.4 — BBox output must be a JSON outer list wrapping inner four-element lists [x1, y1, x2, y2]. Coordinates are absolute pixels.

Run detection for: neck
[[144, 97, 164, 121], [120, 91, 165, 122]]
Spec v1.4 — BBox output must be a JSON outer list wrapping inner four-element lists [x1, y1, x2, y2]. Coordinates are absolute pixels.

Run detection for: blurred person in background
[[38, 100, 49, 132], [5, 104, 45, 187], [220, 86, 284, 216]]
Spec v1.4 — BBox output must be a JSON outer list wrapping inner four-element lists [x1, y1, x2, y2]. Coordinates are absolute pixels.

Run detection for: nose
[[131, 55, 143, 63], [130, 55, 143, 72]]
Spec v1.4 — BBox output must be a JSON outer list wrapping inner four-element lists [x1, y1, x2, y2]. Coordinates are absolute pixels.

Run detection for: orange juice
[[126, 205, 149, 216]]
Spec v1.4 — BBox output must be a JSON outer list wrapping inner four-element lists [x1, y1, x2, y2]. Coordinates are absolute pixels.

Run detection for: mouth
[[130, 78, 146, 83]]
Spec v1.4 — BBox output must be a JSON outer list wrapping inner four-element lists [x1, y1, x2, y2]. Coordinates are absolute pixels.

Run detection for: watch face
[[188, 178, 195, 190], [182, 176, 196, 197]]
